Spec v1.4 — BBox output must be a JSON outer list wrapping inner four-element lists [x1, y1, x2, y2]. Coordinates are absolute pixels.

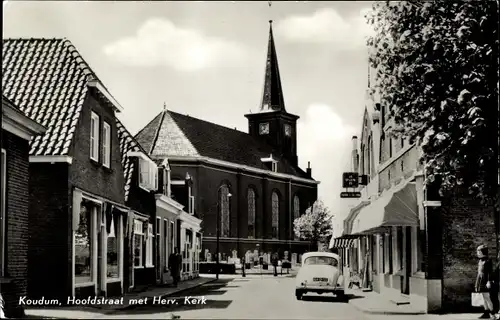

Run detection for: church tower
[[245, 20, 300, 166]]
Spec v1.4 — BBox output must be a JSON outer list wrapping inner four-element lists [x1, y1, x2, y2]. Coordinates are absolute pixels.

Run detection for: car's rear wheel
[[295, 289, 303, 300]]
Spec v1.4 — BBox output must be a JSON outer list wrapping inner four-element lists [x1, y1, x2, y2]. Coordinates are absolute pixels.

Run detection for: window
[[259, 122, 269, 135], [293, 196, 300, 240], [0, 149, 5, 277], [90, 112, 100, 161], [188, 195, 195, 215], [389, 136, 393, 158], [304, 256, 338, 266], [163, 220, 168, 269], [369, 137, 375, 175], [146, 223, 154, 267], [156, 217, 161, 277], [272, 192, 279, 239], [397, 227, 403, 271], [103, 122, 111, 168], [284, 124, 291, 136], [134, 220, 144, 267], [401, 137, 404, 149], [367, 137, 372, 176], [106, 210, 119, 279], [170, 221, 175, 254], [388, 233, 393, 274], [219, 185, 230, 237], [75, 204, 94, 284], [139, 158, 158, 191], [247, 188, 256, 238], [271, 162, 277, 172]]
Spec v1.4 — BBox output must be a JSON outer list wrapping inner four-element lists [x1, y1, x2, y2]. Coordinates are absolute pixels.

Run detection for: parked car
[[295, 252, 345, 301]]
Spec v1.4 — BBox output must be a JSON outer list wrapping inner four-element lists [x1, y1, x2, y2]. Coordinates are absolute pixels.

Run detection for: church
[[135, 21, 319, 263]]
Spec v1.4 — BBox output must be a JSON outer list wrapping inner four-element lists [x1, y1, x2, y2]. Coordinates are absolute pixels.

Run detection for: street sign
[[342, 172, 359, 188], [340, 192, 361, 198]]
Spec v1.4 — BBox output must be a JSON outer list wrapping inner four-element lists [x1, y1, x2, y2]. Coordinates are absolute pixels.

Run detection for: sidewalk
[[24, 276, 215, 319], [347, 288, 426, 315]]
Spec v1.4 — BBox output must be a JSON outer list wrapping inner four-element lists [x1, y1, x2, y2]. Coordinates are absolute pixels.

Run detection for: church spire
[[260, 20, 286, 113]]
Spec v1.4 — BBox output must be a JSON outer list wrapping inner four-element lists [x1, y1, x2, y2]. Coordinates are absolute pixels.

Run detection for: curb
[[348, 300, 426, 315], [117, 278, 218, 312]]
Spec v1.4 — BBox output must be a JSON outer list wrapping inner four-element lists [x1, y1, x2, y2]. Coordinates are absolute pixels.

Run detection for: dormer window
[[261, 154, 278, 173], [128, 151, 158, 191]]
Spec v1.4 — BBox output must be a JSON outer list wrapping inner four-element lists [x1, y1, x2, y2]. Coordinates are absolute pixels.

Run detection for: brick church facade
[[136, 21, 318, 261]]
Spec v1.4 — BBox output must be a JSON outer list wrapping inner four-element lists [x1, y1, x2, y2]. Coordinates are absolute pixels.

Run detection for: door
[[401, 227, 411, 295], [97, 211, 106, 297]]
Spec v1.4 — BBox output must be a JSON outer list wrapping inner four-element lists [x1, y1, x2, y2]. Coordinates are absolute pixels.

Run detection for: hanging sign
[[342, 172, 359, 188]]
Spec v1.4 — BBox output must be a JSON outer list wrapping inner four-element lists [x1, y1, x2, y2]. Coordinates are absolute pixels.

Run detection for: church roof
[[259, 20, 286, 113], [135, 109, 312, 180]]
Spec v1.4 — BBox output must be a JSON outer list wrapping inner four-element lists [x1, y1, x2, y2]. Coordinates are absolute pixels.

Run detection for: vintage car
[[295, 252, 345, 300]]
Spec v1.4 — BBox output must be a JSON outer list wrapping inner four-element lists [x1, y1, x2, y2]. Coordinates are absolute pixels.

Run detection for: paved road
[[105, 275, 372, 319]]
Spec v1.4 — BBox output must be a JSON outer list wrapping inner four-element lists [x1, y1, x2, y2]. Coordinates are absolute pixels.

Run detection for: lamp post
[[216, 187, 231, 280]]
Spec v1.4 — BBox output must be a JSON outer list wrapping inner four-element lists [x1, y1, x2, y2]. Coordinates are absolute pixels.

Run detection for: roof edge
[[153, 155, 319, 185]]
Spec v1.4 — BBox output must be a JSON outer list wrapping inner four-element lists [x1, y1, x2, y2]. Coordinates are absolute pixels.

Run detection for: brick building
[[117, 121, 201, 290], [2, 38, 131, 300], [1, 96, 45, 318], [135, 21, 318, 263], [332, 69, 497, 313]]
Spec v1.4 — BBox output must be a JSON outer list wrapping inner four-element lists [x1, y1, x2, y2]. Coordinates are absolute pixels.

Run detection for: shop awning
[[351, 180, 419, 235], [329, 238, 357, 249]]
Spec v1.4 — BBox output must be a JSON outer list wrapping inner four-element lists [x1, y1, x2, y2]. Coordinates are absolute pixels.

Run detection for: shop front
[[154, 194, 183, 285], [72, 189, 128, 298], [178, 211, 202, 280], [350, 175, 427, 310]]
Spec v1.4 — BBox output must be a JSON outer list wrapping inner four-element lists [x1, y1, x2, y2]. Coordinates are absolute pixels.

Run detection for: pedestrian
[[494, 240, 500, 319], [169, 248, 182, 287], [241, 256, 246, 277], [272, 252, 278, 277], [475, 245, 496, 319]]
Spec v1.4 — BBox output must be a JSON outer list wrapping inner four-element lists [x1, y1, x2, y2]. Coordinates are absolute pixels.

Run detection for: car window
[[303, 256, 338, 266]]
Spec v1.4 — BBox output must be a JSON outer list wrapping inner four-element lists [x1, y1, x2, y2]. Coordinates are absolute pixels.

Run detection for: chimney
[[306, 161, 312, 177], [351, 136, 359, 173]]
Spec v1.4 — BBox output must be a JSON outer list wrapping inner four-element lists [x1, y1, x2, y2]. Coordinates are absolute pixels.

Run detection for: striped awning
[[330, 238, 356, 249]]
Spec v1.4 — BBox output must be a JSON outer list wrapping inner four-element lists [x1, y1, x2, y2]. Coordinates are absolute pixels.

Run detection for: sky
[[3, 1, 374, 223]]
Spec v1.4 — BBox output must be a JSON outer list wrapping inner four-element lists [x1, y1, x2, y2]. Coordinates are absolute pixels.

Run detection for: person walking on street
[[476, 245, 496, 319], [272, 252, 279, 277], [169, 248, 182, 287]]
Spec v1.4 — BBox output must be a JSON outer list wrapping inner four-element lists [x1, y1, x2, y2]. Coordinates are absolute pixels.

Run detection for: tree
[[366, 1, 499, 207], [293, 200, 333, 248]]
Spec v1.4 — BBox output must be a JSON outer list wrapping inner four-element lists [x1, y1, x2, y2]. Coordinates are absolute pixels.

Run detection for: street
[[24, 275, 480, 320], [103, 275, 371, 319]]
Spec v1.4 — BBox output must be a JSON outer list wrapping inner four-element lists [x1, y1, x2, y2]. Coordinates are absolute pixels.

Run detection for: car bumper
[[296, 285, 344, 293]]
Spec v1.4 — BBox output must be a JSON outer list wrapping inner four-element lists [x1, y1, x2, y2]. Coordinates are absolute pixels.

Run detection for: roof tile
[[2, 38, 95, 156]]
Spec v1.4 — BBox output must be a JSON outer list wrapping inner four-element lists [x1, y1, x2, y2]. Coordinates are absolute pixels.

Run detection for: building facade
[[135, 21, 318, 263], [1, 96, 45, 318], [332, 72, 497, 313]]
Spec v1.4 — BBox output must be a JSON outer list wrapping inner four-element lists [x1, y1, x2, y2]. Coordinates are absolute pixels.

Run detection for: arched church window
[[293, 195, 300, 240], [248, 188, 256, 238], [219, 184, 230, 237], [272, 192, 279, 239]]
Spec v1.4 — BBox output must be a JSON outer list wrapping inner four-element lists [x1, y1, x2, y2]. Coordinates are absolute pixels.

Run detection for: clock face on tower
[[259, 122, 270, 135], [284, 124, 291, 136]]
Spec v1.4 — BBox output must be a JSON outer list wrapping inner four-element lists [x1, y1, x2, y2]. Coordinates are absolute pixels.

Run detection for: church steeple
[[245, 19, 300, 166], [260, 20, 286, 113]]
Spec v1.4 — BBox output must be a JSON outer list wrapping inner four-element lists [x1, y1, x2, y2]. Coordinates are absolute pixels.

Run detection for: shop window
[[75, 204, 94, 284], [134, 220, 144, 267], [145, 223, 154, 267], [106, 210, 120, 279], [388, 233, 393, 274], [397, 227, 404, 271]]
